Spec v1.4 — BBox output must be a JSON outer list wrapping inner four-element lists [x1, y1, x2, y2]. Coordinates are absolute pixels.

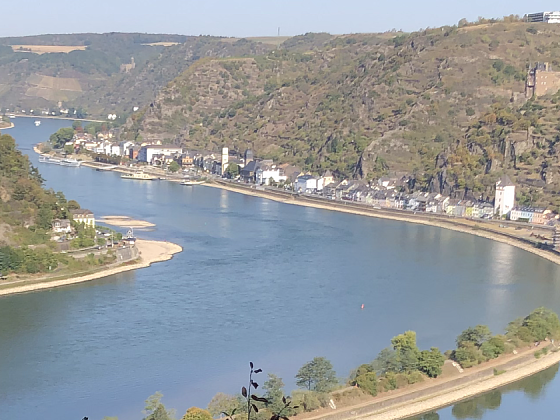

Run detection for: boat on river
[[60, 158, 81, 167], [34, 120, 41, 126], [121, 172, 158, 180], [181, 179, 205, 186], [39, 155, 62, 164]]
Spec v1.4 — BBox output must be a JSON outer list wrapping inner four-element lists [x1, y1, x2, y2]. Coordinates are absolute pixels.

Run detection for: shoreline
[[0, 122, 15, 129], [349, 351, 560, 420], [202, 181, 560, 268], [12, 114, 105, 123], [0, 239, 182, 297]]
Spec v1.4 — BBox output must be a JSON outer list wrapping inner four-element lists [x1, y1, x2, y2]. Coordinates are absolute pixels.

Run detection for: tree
[[480, 336, 506, 359], [456, 325, 492, 348], [355, 372, 377, 396], [182, 407, 213, 420], [295, 357, 338, 392], [418, 347, 445, 378], [67, 200, 81, 211], [225, 163, 240, 178], [391, 331, 420, 372], [371, 347, 399, 374], [263, 374, 286, 413], [169, 161, 180, 173], [143, 392, 175, 420], [522, 307, 560, 341], [49, 127, 74, 149], [207, 393, 240, 418]]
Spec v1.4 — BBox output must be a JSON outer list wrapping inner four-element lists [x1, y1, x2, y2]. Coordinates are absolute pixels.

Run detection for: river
[[1, 117, 560, 420]]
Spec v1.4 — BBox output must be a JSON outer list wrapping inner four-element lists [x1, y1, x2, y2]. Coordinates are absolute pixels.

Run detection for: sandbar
[[98, 216, 156, 228]]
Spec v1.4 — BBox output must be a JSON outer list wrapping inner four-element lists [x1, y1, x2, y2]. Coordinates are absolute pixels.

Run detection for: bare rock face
[[356, 137, 380, 179], [429, 152, 453, 196], [0, 186, 10, 203]]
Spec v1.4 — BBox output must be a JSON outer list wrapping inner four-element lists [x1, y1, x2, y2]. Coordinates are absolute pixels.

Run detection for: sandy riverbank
[[0, 239, 182, 297], [99, 216, 156, 228], [0, 122, 14, 129], [203, 182, 560, 267]]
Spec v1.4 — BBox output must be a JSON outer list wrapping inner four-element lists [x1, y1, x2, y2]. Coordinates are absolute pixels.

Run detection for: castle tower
[[221, 147, 229, 174], [244, 149, 253, 164], [494, 175, 516, 216]]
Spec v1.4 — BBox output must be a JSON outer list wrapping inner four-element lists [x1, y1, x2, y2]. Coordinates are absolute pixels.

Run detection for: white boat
[[8, 114, 15, 119], [60, 158, 81, 167], [38, 155, 62, 164], [181, 180, 205, 186], [34, 120, 41, 126], [121, 172, 158, 180]]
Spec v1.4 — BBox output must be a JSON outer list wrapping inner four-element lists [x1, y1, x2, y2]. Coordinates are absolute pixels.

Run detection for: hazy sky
[[1, 0, 559, 38]]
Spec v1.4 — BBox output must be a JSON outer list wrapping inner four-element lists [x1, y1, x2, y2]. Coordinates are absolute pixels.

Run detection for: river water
[[1, 117, 560, 420]]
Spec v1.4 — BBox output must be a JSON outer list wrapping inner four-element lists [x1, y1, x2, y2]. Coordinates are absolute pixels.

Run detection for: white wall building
[[295, 175, 325, 192], [527, 11, 560, 23], [256, 166, 287, 185], [138, 145, 183, 163], [494, 175, 516, 216], [221, 147, 229, 174]]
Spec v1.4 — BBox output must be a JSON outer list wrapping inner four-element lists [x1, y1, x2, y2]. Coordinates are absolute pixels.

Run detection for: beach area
[[0, 239, 182, 297]]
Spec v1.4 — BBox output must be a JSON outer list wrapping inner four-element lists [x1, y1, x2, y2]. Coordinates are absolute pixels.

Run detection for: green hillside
[[124, 21, 560, 210], [0, 33, 274, 119]]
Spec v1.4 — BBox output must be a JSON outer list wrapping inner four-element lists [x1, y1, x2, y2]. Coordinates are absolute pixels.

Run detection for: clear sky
[[1, 0, 559, 38]]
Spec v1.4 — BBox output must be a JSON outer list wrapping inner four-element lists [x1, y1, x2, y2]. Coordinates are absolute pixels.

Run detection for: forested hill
[[0, 33, 273, 118], [0, 133, 69, 247], [125, 21, 560, 210]]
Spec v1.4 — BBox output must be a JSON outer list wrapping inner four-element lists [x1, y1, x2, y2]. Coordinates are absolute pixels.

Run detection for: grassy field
[[221, 36, 293, 45], [142, 42, 181, 46], [11, 45, 87, 54]]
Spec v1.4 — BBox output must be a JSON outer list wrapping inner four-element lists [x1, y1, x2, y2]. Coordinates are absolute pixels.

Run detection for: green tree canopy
[[263, 373, 286, 413], [207, 393, 240, 418], [391, 331, 420, 372], [456, 325, 492, 348], [49, 127, 75, 149], [169, 161, 180, 173], [295, 356, 338, 392], [182, 407, 213, 420], [418, 347, 445, 378]]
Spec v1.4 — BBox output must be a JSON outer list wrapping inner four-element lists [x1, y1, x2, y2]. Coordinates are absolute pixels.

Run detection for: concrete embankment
[[300, 350, 560, 420], [0, 239, 182, 297]]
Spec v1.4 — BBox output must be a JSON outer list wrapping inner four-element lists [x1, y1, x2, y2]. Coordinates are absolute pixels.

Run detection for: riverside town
[[4, 6, 560, 420]]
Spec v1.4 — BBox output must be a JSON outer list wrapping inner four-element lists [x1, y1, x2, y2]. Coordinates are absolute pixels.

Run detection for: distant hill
[[123, 22, 560, 210], [0, 33, 275, 119]]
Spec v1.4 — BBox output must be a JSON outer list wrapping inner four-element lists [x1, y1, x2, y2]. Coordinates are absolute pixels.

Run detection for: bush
[[453, 342, 486, 368], [291, 390, 325, 413], [407, 371, 425, 384], [355, 372, 377, 396], [481, 336, 506, 359], [395, 373, 409, 389]]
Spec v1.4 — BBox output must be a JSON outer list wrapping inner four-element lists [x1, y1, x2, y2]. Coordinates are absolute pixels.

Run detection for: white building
[[138, 145, 183, 163], [295, 175, 325, 192], [494, 175, 516, 216], [119, 141, 135, 157], [256, 165, 287, 185], [527, 11, 560, 23], [221, 147, 229, 174], [70, 209, 95, 228]]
